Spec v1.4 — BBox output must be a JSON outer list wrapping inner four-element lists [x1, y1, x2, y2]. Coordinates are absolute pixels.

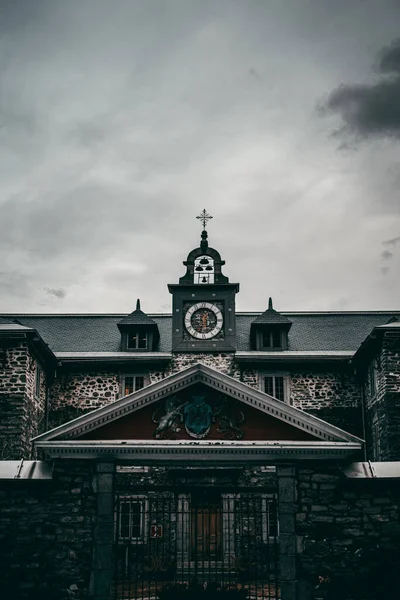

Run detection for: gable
[[33, 362, 363, 446], [79, 383, 318, 442]]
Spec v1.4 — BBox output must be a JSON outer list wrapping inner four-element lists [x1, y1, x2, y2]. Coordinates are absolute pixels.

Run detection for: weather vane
[[196, 209, 213, 230]]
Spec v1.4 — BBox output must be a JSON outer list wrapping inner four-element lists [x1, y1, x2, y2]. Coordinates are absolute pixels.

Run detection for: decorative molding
[[34, 440, 362, 462]]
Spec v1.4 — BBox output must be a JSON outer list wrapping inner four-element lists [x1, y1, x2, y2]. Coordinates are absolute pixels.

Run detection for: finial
[[200, 229, 208, 252], [196, 209, 213, 230], [136, 299, 141, 311], [268, 297, 273, 310]]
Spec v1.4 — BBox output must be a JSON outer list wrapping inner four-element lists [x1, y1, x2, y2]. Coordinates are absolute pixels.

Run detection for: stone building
[[1, 222, 400, 600]]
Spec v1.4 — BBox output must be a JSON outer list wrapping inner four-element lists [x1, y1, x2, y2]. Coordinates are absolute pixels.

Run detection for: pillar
[[277, 464, 297, 600], [90, 461, 115, 600]]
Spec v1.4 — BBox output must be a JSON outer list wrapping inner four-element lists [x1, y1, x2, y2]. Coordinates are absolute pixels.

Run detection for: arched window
[[194, 255, 215, 284]]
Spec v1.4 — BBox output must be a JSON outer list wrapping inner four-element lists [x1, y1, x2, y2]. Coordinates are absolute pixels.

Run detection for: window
[[194, 255, 215, 284], [34, 366, 41, 398], [369, 360, 377, 397], [127, 332, 148, 350], [262, 496, 279, 539], [262, 329, 282, 349], [234, 494, 279, 543], [123, 375, 145, 396], [372, 412, 381, 461], [263, 375, 286, 402], [117, 497, 147, 542]]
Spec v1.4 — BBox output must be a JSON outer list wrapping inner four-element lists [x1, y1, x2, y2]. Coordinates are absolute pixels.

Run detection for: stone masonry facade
[[2, 339, 397, 460], [0, 459, 96, 600], [1, 461, 400, 600], [296, 464, 400, 600], [43, 354, 364, 447], [364, 328, 400, 461], [0, 343, 47, 459]]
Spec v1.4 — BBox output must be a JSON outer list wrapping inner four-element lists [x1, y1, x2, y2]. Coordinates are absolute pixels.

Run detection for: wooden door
[[191, 504, 222, 560]]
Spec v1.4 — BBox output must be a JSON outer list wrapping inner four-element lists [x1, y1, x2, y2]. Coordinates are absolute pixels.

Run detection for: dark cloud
[[45, 287, 66, 299], [379, 39, 400, 74], [323, 38, 400, 139], [381, 249, 394, 260]]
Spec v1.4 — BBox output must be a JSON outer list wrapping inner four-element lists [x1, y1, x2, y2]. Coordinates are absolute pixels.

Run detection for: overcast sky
[[1, 0, 400, 314]]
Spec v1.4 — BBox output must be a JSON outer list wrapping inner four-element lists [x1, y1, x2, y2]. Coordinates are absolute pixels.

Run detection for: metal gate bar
[[113, 489, 280, 599]]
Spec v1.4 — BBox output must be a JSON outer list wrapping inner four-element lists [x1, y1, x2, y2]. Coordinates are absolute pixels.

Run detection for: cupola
[[250, 298, 292, 350], [117, 299, 159, 351], [178, 229, 230, 285], [168, 210, 239, 352]]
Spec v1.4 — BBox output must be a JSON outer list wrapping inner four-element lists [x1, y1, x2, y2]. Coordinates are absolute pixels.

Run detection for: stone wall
[[0, 459, 96, 600], [45, 356, 366, 438], [240, 364, 363, 436], [0, 343, 47, 459], [48, 371, 120, 429], [153, 353, 240, 381], [364, 329, 400, 461], [296, 464, 400, 600], [290, 368, 360, 410]]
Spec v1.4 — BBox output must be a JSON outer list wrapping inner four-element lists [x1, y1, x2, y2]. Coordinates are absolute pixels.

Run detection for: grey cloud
[[323, 38, 400, 139], [1, 0, 400, 312], [383, 235, 400, 246], [325, 78, 400, 139], [379, 39, 400, 74], [45, 287, 66, 299], [381, 249, 394, 260]]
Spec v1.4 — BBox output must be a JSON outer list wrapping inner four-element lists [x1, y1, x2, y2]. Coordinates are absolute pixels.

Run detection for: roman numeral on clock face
[[184, 302, 223, 340]]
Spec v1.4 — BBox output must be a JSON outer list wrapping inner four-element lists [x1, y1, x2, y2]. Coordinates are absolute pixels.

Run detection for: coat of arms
[[152, 394, 245, 440], [183, 396, 213, 438]]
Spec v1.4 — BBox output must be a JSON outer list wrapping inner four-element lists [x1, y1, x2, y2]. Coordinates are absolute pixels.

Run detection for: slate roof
[[117, 300, 158, 327], [252, 308, 292, 326], [251, 298, 292, 326], [1, 312, 399, 354]]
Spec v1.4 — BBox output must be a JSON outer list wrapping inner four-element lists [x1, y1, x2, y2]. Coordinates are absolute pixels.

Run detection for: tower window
[[369, 360, 378, 396], [194, 255, 215, 284], [34, 366, 41, 399], [127, 332, 148, 350]]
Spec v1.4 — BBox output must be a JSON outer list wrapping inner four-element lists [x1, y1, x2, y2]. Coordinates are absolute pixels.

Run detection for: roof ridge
[[3, 310, 400, 317]]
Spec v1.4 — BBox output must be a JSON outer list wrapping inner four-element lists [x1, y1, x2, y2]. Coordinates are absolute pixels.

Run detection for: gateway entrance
[[113, 471, 280, 599]]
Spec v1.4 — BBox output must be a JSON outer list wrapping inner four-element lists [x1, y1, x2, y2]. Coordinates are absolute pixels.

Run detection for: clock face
[[184, 302, 223, 340]]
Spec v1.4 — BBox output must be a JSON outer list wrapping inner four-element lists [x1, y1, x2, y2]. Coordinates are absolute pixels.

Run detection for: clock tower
[[168, 210, 239, 353]]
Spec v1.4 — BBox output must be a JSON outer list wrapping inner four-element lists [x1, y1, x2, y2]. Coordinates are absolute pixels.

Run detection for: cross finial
[[196, 209, 213, 230]]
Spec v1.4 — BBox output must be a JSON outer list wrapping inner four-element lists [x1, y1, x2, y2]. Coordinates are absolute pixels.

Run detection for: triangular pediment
[[33, 363, 362, 445]]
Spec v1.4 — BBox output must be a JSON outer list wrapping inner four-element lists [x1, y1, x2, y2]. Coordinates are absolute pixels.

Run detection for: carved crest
[[152, 393, 245, 440], [183, 396, 213, 438]]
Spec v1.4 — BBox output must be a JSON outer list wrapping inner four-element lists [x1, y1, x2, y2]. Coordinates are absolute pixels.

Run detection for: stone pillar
[[90, 461, 115, 600], [277, 465, 297, 600]]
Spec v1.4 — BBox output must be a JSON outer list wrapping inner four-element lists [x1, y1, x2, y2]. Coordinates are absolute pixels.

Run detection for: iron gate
[[113, 489, 279, 599]]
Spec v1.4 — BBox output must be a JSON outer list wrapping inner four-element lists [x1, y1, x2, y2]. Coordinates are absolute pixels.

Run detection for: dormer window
[[262, 329, 282, 349], [117, 299, 159, 352], [127, 332, 148, 350], [194, 255, 215, 284], [250, 298, 292, 351]]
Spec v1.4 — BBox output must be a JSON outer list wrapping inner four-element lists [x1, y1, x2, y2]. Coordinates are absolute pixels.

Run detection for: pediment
[[33, 363, 362, 445], [79, 382, 317, 442]]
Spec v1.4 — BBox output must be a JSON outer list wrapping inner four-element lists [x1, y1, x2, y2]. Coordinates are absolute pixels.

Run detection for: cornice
[[35, 440, 362, 462], [235, 351, 354, 362]]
